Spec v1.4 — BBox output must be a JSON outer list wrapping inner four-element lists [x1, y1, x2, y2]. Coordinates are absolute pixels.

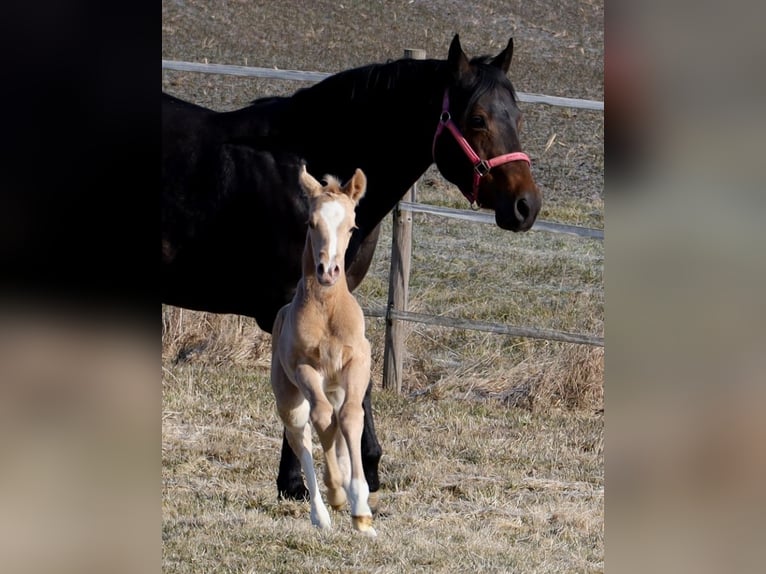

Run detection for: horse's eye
[[469, 115, 487, 129], [308, 220, 316, 229]]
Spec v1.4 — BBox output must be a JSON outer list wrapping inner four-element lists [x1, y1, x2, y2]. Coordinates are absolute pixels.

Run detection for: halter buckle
[[439, 111, 451, 124], [474, 160, 491, 177]]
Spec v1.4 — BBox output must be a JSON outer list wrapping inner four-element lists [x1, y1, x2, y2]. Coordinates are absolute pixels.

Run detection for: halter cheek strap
[[432, 89, 531, 208]]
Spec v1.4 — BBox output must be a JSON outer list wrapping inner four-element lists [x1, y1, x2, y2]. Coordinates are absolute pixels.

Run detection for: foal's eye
[[469, 115, 487, 129]]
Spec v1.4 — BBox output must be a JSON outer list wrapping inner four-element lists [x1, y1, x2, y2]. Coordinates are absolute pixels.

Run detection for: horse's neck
[[293, 61, 448, 229], [296, 60, 445, 151]]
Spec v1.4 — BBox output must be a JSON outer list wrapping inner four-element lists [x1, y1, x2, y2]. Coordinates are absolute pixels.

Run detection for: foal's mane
[[318, 174, 343, 194]]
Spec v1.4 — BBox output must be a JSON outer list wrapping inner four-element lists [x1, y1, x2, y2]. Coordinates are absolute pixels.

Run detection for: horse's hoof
[[367, 491, 379, 512], [278, 484, 309, 502], [352, 515, 376, 537]]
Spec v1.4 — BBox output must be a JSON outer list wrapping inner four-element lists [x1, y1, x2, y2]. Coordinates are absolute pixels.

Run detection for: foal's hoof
[[328, 488, 347, 511], [352, 515, 377, 538], [311, 507, 332, 530]]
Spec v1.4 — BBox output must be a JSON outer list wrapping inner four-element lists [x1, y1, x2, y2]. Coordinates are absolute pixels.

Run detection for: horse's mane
[[290, 57, 447, 109], [245, 52, 518, 122], [287, 54, 516, 109]]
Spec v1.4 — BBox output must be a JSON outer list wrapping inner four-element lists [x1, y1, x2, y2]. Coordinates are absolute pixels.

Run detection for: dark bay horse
[[162, 34, 541, 502]]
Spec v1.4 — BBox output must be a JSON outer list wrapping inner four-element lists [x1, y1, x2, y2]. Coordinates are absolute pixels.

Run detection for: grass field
[[163, 0, 603, 571], [163, 362, 603, 573]]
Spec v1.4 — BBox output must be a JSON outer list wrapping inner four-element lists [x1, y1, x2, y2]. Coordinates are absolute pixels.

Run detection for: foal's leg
[[285, 418, 331, 529], [323, 389, 348, 511], [273, 365, 331, 529], [339, 347, 376, 537], [294, 367, 347, 512], [346, 225, 383, 506], [277, 431, 309, 501], [271, 312, 308, 501]]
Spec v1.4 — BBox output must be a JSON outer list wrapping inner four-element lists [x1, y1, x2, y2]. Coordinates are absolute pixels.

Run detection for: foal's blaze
[[271, 166, 376, 537], [301, 168, 365, 287], [436, 35, 542, 231]]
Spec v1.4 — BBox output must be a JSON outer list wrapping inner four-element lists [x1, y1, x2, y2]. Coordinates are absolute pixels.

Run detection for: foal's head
[[299, 166, 367, 287]]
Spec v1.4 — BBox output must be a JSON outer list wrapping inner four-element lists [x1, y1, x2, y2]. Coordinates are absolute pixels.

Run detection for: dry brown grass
[[162, 306, 272, 368], [163, 360, 603, 573]]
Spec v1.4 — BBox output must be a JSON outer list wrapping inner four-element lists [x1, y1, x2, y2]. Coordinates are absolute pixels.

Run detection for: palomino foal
[[270, 166, 376, 536]]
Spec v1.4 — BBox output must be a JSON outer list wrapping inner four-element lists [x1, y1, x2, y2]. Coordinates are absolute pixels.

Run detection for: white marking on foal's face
[[318, 199, 346, 261]]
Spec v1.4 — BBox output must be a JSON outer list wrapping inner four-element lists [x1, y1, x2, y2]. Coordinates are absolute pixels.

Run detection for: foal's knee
[[338, 402, 364, 433], [310, 400, 335, 435]]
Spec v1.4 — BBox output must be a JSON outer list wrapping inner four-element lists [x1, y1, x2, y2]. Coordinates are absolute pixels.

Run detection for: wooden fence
[[162, 49, 604, 392]]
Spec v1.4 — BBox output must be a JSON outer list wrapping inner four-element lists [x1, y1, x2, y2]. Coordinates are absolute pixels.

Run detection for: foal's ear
[[447, 33, 471, 81], [298, 164, 323, 198], [344, 168, 367, 203], [490, 37, 514, 74]]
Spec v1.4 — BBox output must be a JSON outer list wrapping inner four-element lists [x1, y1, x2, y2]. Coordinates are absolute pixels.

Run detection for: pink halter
[[432, 89, 531, 208]]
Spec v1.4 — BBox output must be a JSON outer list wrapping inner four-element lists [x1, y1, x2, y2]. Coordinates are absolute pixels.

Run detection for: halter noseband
[[432, 89, 531, 208]]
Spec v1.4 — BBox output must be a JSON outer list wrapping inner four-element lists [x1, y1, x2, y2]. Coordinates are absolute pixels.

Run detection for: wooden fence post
[[382, 48, 425, 393]]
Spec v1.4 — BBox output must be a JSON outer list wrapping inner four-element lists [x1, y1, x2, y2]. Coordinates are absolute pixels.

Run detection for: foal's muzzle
[[316, 261, 341, 286]]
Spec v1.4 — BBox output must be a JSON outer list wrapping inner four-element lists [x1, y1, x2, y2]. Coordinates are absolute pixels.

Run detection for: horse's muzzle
[[496, 189, 541, 231]]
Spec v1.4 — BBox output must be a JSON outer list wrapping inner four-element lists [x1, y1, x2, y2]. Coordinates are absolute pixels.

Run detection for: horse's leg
[[345, 222, 381, 293], [277, 431, 309, 501], [339, 346, 376, 537], [272, 364, 331, 529], [361, 378, 382, 508]]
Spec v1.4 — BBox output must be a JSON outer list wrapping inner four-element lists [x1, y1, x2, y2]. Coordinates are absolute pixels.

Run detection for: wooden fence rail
[[398, 201, 604, 240], [161, 51, 604, 393]]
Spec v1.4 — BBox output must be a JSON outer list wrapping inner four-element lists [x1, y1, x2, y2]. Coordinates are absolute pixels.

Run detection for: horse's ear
[[299, 164, 323, 198], [490, 37, 514, 74], [344, 168, 367, 203], [448, 34, 471, 81]]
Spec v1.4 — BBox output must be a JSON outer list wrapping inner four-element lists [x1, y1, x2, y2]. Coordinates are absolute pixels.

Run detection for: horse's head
[[433, 34, 541, 231], [299, 165, 367, 287]]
